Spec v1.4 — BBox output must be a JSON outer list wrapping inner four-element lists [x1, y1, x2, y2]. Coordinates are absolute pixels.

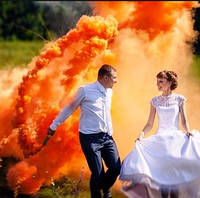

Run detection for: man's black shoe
[[103, 190, 112, 198]]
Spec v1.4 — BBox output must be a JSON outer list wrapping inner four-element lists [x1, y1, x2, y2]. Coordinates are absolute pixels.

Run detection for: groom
[[43, 64, 121, 198]]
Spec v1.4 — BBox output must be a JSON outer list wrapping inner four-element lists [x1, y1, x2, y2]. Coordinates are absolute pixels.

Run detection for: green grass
[[0, 40, 45, 69], [0, 40, 200, 77], [38, 188, 125, 198], [36, 175, 126, 198], [191, 55, 200, 79], [0, 171, 126, 198]]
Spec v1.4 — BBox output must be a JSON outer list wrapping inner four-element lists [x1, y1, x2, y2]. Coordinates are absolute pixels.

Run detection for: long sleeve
[[50, 87, 86, 131], [105, 89, 113, 135]]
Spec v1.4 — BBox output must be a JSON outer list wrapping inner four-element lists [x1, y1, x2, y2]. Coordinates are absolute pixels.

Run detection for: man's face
[[104, 70, 117, 88]]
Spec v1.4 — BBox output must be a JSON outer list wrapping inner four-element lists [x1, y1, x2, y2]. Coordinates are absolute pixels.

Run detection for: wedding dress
[[120, 93, 200, 198]]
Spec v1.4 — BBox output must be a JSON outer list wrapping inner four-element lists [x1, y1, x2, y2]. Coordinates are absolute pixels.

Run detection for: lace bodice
[[151, 93, 186, 133]]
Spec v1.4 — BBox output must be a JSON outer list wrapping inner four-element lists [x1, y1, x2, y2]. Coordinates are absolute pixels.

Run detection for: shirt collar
[[96, 81, 106, 93]]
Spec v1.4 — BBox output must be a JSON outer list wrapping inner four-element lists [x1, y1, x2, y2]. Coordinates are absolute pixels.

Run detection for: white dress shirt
[[50, 81, 113, 135]]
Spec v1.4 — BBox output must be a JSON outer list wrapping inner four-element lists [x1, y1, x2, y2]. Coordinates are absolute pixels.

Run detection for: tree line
[[0, 1, 199, 54], [0, 1, 92, 40], [194, 6, 200, 54]]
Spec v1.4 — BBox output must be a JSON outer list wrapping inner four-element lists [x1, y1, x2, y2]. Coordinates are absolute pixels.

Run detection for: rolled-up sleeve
[[50, 87, 85, 131]]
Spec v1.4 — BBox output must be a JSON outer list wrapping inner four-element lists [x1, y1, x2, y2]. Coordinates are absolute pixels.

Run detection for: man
[[43, 64, 121, 198]]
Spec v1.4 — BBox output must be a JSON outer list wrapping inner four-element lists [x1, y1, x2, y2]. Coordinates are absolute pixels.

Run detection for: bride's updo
[[156, 70, 178, 90]]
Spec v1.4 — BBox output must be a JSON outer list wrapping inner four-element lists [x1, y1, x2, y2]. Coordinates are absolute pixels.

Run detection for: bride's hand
[[135, 132, 145, 142], [135, 137, 141, 142], [186, 132, 193, 138]]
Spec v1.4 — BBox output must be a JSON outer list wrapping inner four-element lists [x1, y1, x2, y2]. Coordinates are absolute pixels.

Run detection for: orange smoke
[[91, 1, 199, 39], [0, 1, 199, 195]]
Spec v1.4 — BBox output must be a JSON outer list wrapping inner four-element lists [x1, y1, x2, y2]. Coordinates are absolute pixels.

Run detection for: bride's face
[[157, 77, 171, 92]]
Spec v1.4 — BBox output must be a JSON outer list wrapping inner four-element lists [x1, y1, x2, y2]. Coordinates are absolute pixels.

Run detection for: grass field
[[0, 173, 125, 198], [0, 40, 45, 69], [0, 40, 199, 75]]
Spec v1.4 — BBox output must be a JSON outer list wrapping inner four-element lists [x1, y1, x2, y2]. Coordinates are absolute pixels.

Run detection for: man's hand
[[47, 127, 56, 136], [135, 137, 140, 142], [42, 127, 56, 146]]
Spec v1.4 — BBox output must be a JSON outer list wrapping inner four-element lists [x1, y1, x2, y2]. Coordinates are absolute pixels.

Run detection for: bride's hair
[[156, 70, 178, 90]]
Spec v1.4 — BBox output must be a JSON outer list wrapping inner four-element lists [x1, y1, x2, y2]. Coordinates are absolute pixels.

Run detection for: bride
[[120, 70, 200, 198]]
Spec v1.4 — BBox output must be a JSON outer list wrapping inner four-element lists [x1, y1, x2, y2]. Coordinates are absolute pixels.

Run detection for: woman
[[120, 70, 200, 198]]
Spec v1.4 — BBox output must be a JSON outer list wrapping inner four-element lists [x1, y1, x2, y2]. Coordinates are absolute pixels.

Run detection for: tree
[[0, 1, 49, 40], [36, 1, 93, 39], [0, 1, 93, 41], [194, 6, 200, 55]]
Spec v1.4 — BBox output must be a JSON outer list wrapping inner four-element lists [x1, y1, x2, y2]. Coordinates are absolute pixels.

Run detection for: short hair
[[156, 70, 178, 90], [98, 64, 116, 78]]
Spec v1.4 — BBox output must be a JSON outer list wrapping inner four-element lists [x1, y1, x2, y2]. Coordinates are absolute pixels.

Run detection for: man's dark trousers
[[79, 132, 121, 198]]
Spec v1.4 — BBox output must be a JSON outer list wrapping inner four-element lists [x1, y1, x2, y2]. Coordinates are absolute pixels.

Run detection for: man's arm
[[42, 87, 86, 146]]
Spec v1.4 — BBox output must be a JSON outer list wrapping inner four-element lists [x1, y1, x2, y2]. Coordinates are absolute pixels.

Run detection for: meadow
[[1, 40, 199, 76], [0, 41, 44, 69]]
